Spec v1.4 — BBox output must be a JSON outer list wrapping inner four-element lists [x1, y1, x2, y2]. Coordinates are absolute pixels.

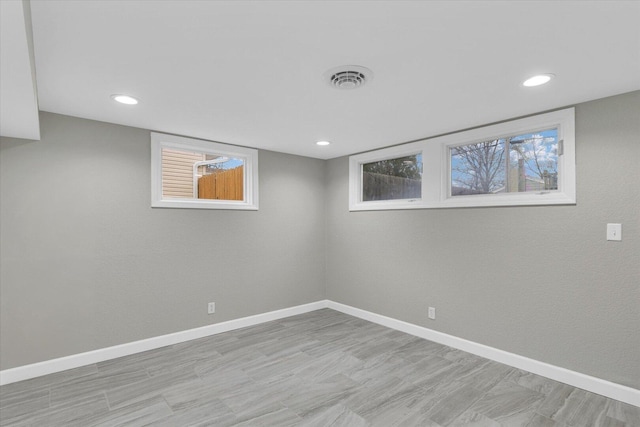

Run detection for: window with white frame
[[349, 108, 575, 211], [151, 132, 259, 210], [450, 128, 559, 196], [349, 146, 425, 210]]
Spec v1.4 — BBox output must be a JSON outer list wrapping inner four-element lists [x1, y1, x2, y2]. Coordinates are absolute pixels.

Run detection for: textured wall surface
[[0, 112, 326, 369], [325, 92, 640, 388]]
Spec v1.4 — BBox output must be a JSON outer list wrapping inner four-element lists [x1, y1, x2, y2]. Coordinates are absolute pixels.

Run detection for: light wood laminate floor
[[1, 309, 638, 426]]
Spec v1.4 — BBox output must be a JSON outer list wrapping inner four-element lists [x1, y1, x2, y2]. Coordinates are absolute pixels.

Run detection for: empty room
[[0, 1, 638, 426]]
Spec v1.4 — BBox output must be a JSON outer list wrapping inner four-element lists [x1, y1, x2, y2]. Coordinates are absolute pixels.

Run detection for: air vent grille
[[330, 71, 366, 89], [324, 65, 373, 90]]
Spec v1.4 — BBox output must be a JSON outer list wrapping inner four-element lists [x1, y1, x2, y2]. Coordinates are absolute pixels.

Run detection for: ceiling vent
[[324, 65, 373, 90]]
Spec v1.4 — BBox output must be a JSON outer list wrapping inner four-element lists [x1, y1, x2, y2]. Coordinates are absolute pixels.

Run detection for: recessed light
[[316, 140, 331, 146], [523, 74, 554, 87], [111, 94, 139, 105]]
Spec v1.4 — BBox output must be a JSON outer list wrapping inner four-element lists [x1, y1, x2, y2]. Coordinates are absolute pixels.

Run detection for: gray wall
[[326, 91, 640, 388], [0, 112, 326, 369]]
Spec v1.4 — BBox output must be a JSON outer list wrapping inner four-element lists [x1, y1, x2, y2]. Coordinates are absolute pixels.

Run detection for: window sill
[[350, 192, 575, 211], [151, 199, 258, 210]]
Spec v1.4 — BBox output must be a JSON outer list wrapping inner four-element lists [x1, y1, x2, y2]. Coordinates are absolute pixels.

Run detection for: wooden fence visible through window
[[363, 172, 421, 201], [198, 166, 244, 201]]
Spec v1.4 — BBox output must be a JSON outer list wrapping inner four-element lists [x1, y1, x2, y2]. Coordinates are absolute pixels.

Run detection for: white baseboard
[[2, 299, 638, 407], [326, 301, 640, 407], [0, 300, 328, 387]]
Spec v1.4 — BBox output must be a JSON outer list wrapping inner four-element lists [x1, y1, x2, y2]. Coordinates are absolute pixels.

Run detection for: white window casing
[[349, 108, 576, 211], [349, 145, 425, 211], [151, 132, 259, 210]]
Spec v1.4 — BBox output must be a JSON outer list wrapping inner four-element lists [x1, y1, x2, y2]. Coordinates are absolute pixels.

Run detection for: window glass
[[451, 128, 558, 196], [195, 156, 245, 201], [508, 129, 558, 192], [451, 140, 506, 195], [362, 154, 422, 201], [161, 148, 244, 200], [151, 133, 258, 210]]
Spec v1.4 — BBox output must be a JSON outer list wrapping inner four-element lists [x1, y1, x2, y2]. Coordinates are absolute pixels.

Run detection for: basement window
[[450, 128, 559, 196], [362, 154, 423, 201], [350, 146, 424, 210], [151, 133, 258, 210], [349, 108, 575, 210]]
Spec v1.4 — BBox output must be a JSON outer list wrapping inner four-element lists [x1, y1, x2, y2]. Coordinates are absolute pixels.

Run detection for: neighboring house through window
[[151, 132, 259, 210]]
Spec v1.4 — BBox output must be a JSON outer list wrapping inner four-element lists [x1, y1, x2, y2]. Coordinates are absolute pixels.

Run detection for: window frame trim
[[151, 132, 259, 210], [349, 108, 576, 211], [349, 145, 426, 211]]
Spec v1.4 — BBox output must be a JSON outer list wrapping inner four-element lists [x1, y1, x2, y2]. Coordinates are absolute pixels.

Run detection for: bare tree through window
[[451, 128, 558, 196], [451, 140, 505, 195]]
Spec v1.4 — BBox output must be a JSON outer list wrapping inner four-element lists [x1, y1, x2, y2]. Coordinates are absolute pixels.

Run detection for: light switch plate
[[607, 223, 622, 241]]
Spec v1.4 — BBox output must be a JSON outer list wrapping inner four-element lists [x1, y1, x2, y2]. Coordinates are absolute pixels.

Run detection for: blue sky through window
[[451, 128, 558, 195]]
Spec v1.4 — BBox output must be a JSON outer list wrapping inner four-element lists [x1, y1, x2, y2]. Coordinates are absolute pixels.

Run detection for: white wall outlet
[[607, 223, 622, 241], [207, 302, 215, 314], [428, 306, 436, 320]]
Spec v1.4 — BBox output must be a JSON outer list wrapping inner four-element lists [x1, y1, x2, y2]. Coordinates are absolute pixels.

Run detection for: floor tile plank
[[1, 309, 635, 427]]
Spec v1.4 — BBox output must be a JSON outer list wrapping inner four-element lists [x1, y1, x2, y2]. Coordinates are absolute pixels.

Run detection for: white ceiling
[[5, 1, 640, 159]]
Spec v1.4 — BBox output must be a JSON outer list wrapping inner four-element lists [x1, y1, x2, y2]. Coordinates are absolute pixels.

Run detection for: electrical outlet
[[207, 302, 215, 314], [428, 307, 436, 320], [607, 223, 622, 241]]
